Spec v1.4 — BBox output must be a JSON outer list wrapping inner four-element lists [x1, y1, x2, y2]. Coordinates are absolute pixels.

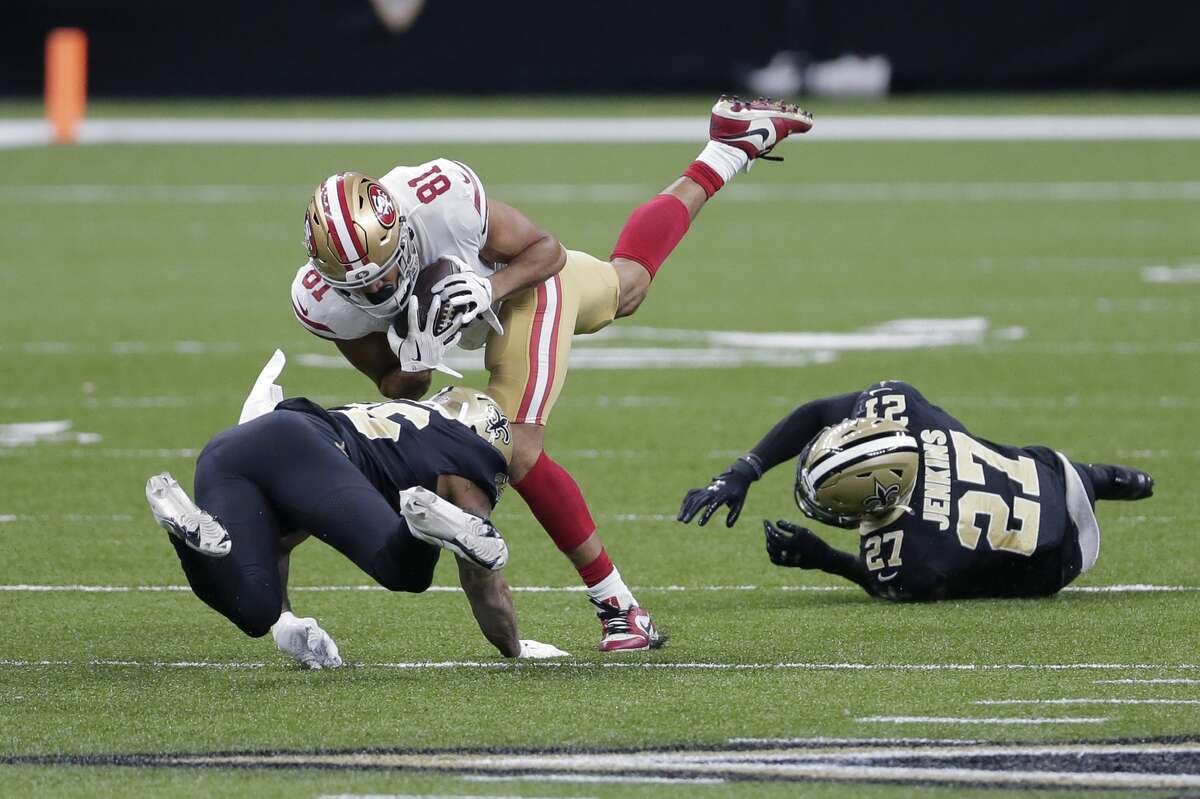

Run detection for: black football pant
[[170, 410, 440, 637]]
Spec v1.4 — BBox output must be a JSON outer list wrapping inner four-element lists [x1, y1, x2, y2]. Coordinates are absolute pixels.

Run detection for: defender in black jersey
[[145, 387, 548, 664], [679, 381, 1154, 601]]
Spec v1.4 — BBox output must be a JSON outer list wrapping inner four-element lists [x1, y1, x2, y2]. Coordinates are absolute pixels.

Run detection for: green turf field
[[1, 96, 1198, 797]]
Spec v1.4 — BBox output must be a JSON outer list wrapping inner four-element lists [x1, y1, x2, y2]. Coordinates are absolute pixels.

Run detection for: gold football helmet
[[428, 386, 513, 465], [304, 172, 419, 318], [794, 417, 920, 529]]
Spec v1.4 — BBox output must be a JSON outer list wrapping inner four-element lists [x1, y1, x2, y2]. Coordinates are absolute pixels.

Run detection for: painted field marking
[[0, 420, 100, 447], [465, 774, 723, 785], [3, 659, 1199, 673], [1095, 678, 1200, 685], [1143, 265, 1200, 283], [7, 115, 1200, 147], [319, 794, 595, 799], [726, 741, 1200, 761], [856, 716, 1109, 725], [976, 698, 1200, 706], [25, 740, 1200, 790], [2, 583, 1197, 595], [8, 180, 1200, 204]]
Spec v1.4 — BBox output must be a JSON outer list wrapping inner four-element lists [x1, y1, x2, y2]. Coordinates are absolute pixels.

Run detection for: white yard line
[[2, 659, 1198, 673], [2, 582, 1196, 595], [856, 716, 1109, 725], [6, 115, 1200, 148], [976, 698, 1200, 706], [321, 794, 598, 799], [1095, 678, 1200, 685], [7, 181, 1200, 204]]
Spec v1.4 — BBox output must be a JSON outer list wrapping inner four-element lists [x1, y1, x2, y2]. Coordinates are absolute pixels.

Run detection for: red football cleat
[[592, 597, 665, 652], [709, 95, 814, 160]]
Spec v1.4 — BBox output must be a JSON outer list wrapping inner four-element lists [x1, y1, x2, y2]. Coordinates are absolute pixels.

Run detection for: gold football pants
[[484, 249, 620, 425]]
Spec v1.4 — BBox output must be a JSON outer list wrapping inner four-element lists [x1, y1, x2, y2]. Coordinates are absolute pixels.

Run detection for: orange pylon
[[45, 28, 88, 144]]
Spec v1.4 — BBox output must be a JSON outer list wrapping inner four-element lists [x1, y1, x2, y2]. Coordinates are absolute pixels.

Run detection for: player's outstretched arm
[[334, 333, 432, 399], [749, 393, 860, 471], [456, 557, 521, 658], [480, 200, 567, 303], [764, 520, 871, 590], [677, 393, 860, 528]]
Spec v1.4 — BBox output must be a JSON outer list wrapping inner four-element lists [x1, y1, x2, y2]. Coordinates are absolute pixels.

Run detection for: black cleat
[[1090, 463, 1155, 501]]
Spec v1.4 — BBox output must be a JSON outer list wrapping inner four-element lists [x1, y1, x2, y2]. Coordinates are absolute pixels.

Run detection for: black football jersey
[[850, 381, 1080, 601], [276, 397, 508, 508]]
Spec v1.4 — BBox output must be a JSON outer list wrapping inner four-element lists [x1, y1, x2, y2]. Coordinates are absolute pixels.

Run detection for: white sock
[[696, 140, 751, 181], [586, 566, 637, 610]]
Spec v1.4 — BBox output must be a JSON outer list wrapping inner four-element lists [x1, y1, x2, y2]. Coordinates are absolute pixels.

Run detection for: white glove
[[271, 611, 343, 670], [386, 295, 463, 379], [432, 269, 503, 335], [238, 349, 286, 424], [518, 639, 570, 659]]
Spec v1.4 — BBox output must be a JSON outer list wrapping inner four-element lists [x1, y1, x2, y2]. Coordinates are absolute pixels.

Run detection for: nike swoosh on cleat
[[720, 129, 770, 144]]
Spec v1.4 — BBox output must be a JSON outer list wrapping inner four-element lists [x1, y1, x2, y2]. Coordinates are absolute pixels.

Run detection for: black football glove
[[677, 455, 764, 528], [764, 519, 829, 569]]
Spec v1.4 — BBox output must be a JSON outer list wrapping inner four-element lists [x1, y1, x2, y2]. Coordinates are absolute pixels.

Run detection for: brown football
[[390, 257, 460, 338]]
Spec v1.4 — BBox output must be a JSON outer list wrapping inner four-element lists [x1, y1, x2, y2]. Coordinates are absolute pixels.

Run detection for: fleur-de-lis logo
[[863, 478, 900, 512], [486, 405, 511, 446]]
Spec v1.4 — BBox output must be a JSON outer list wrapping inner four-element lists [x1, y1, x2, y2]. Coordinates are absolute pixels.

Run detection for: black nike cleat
[[1090, 463, 1155, 501]]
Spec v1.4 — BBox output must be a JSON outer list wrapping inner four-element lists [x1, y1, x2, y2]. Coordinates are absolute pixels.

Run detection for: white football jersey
[[291, 158, 495, 347]]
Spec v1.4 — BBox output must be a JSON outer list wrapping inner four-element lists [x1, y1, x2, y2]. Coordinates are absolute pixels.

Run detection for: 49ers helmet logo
[[303, 214, 318, 258], [368, 184, 397, 228]]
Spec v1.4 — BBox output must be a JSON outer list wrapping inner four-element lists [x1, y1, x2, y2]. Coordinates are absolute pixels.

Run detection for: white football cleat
[[145, 472, 231, 557], [398, 486, 508, 570]]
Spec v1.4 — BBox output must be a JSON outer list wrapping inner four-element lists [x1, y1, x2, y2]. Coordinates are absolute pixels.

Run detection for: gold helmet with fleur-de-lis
[[304, 171, 419, 318], [428, 386, 513, 465], [795, 417, 920, 529]]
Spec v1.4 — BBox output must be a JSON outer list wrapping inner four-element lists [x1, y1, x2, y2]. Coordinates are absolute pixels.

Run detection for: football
[[391, 257, 460, 338]]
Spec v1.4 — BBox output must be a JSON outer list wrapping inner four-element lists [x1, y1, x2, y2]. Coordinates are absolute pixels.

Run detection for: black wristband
[[735, 453, 765, 481]]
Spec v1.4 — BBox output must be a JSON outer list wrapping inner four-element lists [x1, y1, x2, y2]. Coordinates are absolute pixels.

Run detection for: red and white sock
[[581, 551, 637, 610], [684, 141, 751, 198]]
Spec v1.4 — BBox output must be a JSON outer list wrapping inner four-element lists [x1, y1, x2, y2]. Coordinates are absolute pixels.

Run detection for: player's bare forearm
[[481, 200, 566, 302], [334, 334, 431, 399], [457, 558, 521, 657], [438, 474, 521, 657]]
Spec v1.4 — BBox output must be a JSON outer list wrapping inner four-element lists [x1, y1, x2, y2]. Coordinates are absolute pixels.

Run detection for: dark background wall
[[3, 0, 1199, 97]]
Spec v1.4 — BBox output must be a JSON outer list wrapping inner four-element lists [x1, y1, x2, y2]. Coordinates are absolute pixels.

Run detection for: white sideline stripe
[[7, 116, 1200, 147], [8, 181, 1200, 205], [2, 583, 1196, 595], [3, 659, 1199, 673], [465, 775, 723, 785], [857, 716, 1109, 725], [320, 794, 596, 799], [1095, 678, 1200, 685], [734, 742, 1200, 761], [1142, 265, 1200, 283], [976, 698, 1200, 706]]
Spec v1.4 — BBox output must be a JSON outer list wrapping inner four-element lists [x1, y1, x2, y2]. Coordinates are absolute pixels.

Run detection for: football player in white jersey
[[291, 96, 813, 650]]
